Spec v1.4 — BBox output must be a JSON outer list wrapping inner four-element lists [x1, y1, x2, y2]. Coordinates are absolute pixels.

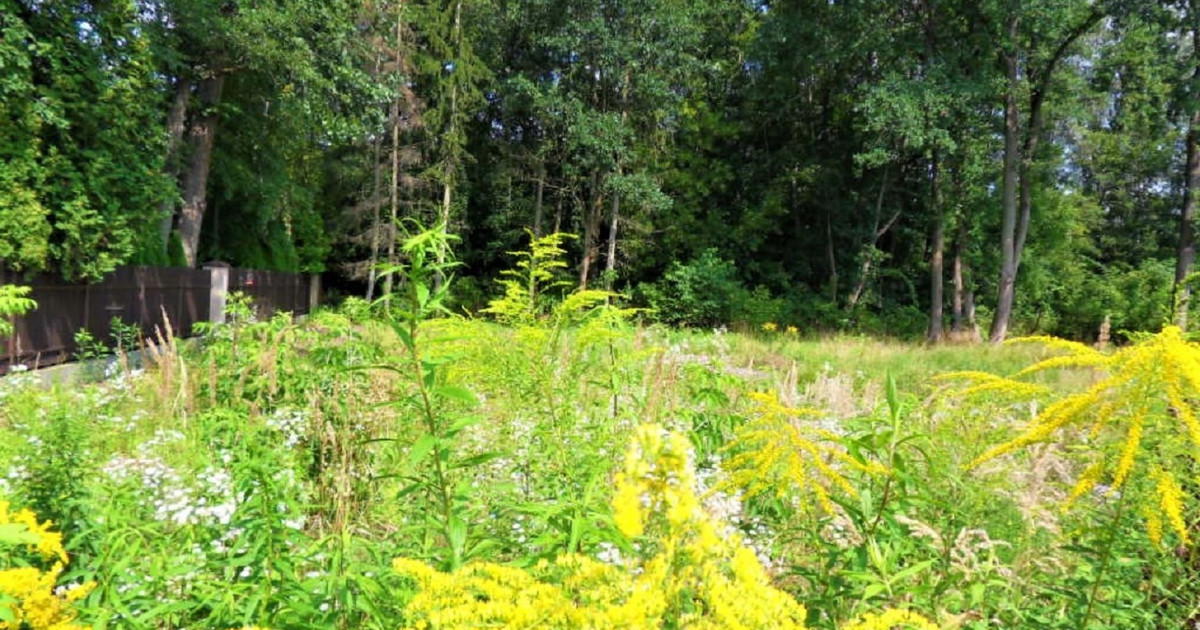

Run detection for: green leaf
[[0, 523, 38, 547], [452, 450, 508, 469], [407, 434, 438, 469], [434, 385, 477, 406], [885, 373, 900, 421]]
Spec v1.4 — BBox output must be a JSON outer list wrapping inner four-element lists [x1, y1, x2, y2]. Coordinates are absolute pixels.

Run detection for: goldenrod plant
[[0, 502, 93, 629], [942, 326, 1200, 544], [482, 231, 578, 324], [941, 326, 1200, 628], [394, 424, 811, 629], [392, 425, 941, 629], [721, 391, 887, 516]]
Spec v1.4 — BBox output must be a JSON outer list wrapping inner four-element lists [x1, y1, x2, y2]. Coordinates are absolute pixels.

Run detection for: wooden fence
[[1, 264, 318, 369]]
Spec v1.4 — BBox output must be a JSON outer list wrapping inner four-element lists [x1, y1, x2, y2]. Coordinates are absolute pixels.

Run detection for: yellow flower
[[1152, 468, 1189, 545], [786, 325, 799, 335], [722, 391, 886, 516], [761, 322, 778, 333], [0, 503, 92, 630], [943, 327, 1200, 546], [394, 425, 809, 629], [841, 609, 938, 630], [0, 502, 67, 563]]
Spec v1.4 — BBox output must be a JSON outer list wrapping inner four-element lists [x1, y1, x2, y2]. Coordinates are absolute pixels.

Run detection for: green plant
[[72, 329, 109, 363], [483, 231, 577, 324], [638, 249, 750, 328], [109, 317, 141, 354], [370, 222, 502, 570], [0, 285, 35, 340]]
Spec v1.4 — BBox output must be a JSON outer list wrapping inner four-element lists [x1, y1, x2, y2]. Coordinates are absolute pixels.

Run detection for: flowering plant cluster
[[0, 502, 93, 630]]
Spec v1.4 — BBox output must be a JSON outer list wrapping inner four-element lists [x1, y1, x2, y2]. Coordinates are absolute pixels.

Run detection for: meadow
[[1, 233, 1198, 629]]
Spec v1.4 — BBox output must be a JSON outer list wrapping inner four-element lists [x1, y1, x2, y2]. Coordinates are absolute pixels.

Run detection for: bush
[[637, 249, 750, 328]]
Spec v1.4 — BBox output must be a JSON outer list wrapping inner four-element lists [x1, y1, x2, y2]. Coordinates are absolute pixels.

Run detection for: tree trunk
[[383, 11, 404, 303], [846, 172, 895, 311], [826, 211, 839, 303], [1177, 113, 1200, 329], [605, 189, 620, 287], [178, 74, 225, 268], [992, 9, 1100, 342], [366, 123, 384, 301], [1176, 19, 1200, 328], [952, 218, 967, 332], [532, 163, 546, 237], [580, 173, 603, 289], [990, 29, 1020, 344], [927, 155, 944, 343], [553, 189, 563, 235], [159, 78, 190, 251], [434, 0, 463, 289]]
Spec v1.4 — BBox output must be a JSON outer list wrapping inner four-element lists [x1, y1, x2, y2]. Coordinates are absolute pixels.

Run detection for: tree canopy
[[1, 0, 1197, 340]]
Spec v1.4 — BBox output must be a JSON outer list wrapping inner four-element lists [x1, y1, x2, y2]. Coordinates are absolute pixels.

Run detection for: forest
[[3, 0, 1198, 341]]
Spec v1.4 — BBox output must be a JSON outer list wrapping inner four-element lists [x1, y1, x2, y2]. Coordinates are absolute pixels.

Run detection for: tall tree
[[987, 0, 1105, 342]]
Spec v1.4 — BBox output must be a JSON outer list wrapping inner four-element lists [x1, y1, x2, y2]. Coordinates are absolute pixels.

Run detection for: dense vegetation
[[4, 0, 1200, 340], [1, 232, 1200, 628], [6, 2, 1200, 626]]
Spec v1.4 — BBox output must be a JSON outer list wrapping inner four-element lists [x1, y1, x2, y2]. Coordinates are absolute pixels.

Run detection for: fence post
[[204, 261, 230, 325], [308, 273, 321, 314]]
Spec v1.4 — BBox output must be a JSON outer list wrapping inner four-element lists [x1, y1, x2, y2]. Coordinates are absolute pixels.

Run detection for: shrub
[[638, 249, 749, 328]]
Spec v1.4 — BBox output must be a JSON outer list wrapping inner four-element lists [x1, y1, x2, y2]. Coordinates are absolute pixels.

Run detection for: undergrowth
[[0, 229, 1197, 628]]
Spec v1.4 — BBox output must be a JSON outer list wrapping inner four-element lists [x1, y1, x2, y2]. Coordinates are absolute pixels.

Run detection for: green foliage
[[638, 249, 750, 328], [0, 2, 172, 280], [0, 285, 35, 339], [72, 329, 108, 363], [483, 231, 577, 324]]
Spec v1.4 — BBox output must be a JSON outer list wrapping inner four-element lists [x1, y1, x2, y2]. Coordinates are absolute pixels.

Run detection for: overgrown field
[[2, 236, 1200, 629]]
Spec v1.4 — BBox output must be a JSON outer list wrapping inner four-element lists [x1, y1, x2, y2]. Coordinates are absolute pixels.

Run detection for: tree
[[986, 0, 1105, 342], [0, 0, 171, 280]]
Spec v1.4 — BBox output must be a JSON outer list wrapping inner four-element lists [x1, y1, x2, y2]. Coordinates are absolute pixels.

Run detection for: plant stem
[[1079, 487, 1130, 629], [406, 281, 457, 568]]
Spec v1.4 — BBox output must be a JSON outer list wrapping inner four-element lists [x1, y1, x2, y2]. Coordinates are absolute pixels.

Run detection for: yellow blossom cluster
[[0, 503, 65, 564], [0, 502, 93, 630], [840, 608, 939, 630], [941, 326, 1200, 545], [721, 391, 887, 515], [394, 425, 810, 629]]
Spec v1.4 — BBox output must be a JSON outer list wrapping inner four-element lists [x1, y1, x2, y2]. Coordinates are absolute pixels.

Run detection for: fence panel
[[229, 268, 311, 319], [2, 265, 315, 369], [1, 266, 213, 369]]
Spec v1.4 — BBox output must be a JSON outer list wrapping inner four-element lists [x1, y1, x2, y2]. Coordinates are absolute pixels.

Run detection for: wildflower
[[942, 326, 1200, 545], [0, 503, 94, 630], [842, 609, 938, 630], [0, 502, 66, 562], [721, 391, 886, 516], [393, 425, 809, 628], [786, 325, 799, 335], [761, 322, 778, 333]]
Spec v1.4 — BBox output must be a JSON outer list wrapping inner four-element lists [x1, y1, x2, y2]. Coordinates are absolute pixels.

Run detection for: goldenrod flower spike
[[950, 327, 1200, 546], [934, 371, 1050, 400], [1152, 468, 1190, 545], [0, 503, 94, 630], [722, 391, 886, 517], [841, 608, 939, 630], [392, 424, 811, 628]]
